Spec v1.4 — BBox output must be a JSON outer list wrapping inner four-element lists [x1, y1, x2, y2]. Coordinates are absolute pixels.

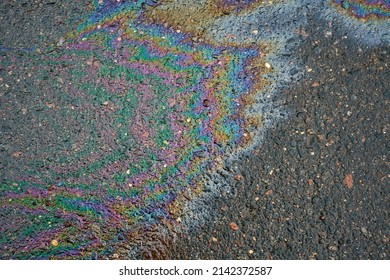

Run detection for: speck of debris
[[228, 222, 239, 231], [343, 173, 353, 189]]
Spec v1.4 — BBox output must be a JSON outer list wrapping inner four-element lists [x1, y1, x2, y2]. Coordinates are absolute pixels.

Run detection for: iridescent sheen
[[0, 0, 261, 259]]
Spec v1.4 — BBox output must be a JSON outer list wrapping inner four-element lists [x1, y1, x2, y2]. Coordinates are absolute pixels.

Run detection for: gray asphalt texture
[[0, 1, 389, 260], [174, 14, 390, 260]]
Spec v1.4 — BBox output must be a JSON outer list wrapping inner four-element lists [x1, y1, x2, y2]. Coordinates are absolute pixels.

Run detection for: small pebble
[[92, 60, 100, 68], [228, 222, 239, 231], [264, 189, 273, 196], [221, 205, 229, 211], [112, 253, 119, 259], [343, 173, 353, 189], [328, 245, 338, 252]]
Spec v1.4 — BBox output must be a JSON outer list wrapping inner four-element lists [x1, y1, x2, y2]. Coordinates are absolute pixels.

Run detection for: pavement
[[0, 0, 389, 260]]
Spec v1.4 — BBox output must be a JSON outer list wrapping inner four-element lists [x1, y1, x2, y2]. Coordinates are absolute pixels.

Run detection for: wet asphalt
[[0, 1, 388, 260]]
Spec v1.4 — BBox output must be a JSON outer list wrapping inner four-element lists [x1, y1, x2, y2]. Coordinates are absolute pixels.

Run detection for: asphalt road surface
[[0, 0, 388, 260]]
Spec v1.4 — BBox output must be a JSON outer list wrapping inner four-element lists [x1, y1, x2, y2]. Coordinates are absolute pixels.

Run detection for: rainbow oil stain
[[0, 0, 268, 259], [333, 0, 390, 18]]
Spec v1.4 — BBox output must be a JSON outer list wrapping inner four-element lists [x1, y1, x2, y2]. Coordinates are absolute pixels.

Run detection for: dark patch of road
[[0, 0, 90, 48], [171, 15, 389, 260]]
